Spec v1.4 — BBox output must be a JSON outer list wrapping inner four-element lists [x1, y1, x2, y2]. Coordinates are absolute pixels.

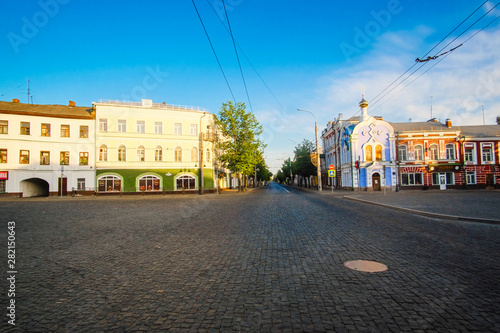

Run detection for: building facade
[[0, 99, 95, 197], [94, 99, 218, 194]]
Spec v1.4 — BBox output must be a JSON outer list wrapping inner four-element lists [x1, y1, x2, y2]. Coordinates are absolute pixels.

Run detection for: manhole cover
[[344, 260, 388, 273]]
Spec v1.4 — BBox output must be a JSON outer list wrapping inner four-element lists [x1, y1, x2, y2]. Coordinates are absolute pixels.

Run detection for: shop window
[[61, 124, 70, 137], [40, 151, 50, 165], [98, 175, 121, 192], [402, 173, 423, 186], [176, 175, 196, 190], [80, 126, 89, 138], [79, 152, 89, 165], [0, 120, 7, 134], [139, 175, 161, 191], [20, 122, 30, 135], [41, 123, 51, 137], [432, 172, 454, 185]]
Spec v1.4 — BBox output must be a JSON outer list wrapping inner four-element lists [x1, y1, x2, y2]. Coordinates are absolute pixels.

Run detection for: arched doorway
[[20, 178, 49, 197], [372, 173, 381, 191]]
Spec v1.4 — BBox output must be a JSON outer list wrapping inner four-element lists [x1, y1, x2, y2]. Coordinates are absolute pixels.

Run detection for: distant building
[[93, 99, 220, 193], [0, 99, 95, 197]]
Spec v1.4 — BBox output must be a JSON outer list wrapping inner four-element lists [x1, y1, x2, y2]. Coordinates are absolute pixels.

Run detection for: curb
[[343, 196, 500, 225]]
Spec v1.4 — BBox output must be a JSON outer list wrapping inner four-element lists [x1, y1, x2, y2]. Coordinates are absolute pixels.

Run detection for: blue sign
[[328, 170, 336, 177]]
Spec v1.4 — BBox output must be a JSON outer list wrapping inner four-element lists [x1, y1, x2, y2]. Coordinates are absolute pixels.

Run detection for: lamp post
[[297, 109, 322, 191]]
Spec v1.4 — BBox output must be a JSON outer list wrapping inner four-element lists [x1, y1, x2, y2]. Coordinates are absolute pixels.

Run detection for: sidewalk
[[292, 185, 500, 224]]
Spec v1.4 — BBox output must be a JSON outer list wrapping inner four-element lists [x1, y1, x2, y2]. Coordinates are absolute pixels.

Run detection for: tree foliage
[[292, 139, 317, 177], [214, 101, 265, 188]]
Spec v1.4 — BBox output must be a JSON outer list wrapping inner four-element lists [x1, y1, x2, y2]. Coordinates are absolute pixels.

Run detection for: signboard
[[430, 165, 461, 172], [0, 171, 8, 180], [328, 170, 336, 177]]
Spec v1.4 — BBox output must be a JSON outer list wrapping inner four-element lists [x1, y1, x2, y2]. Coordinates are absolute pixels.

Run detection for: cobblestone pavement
[[1, 183, 499, 332]]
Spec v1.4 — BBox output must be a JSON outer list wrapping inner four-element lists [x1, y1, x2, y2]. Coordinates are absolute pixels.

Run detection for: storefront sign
[[430, 165, 461, 172], [0, 171, 8, 180]]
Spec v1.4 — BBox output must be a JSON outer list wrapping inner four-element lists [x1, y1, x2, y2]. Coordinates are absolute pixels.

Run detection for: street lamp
[[297, 108, 322, 191]]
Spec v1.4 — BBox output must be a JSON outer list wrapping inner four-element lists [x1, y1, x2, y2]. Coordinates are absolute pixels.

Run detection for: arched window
[[191, 147, 198, 162], [206, 148, 210, 163], [99, 145, 107, 162], [97, 175, 121, 192], [174, 146, 182, 162], [429, 144, 439, 160], [414, 145, 423, 161], [155, 146, 162, 162], [446, 144, 456, 160], [137, 146, 145, 162], [398, 145, 407, 161], [118, 145, 126, 162], [139, 175, 161, 191], [375, 145, 382, 161], [176, 174, 196, 190], [365, 145, 373, 161]]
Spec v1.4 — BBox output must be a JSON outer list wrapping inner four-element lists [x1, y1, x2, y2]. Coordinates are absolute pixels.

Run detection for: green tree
[[215, 101, 265, 191], [496, 116, 500, 125], [292, 139, 316, 187]]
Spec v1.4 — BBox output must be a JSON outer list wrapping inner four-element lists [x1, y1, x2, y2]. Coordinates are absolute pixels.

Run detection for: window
[[97, 175, 121, 192], [175, 146, 182, 162], [481, 143, 493, 163], [464, 144, 475, 163], [429, 144, 439, 160], [40, 151, 50, 165], [432, 172, 454, 185], [191, 147, 198, 162], [446, 144, 456, 160], [139, 175, 161, 191], [365, 145, 372, 161], [77, 178, 86, 191], [118, 145, 126, 162], [20, 122, 30, 135], [155, 146, 162, 162], [398, 145, 407, 161], [0, 149, 6, 163], [19, 150, 29, 164], [60, 151, 70, 165], [155, 122, 162, 134], [137, 121, 145, 134], [190, 124, 198, 136], [80, 126, 89, 138], [61, 124, 70, 137], [174, 123, 182, 135], [41, 123, 51, 137], [118, 120, 127, 133], [206, 148, 210, 163], [137, 146, 145, 162], [414, 145, 423, 161], [402, 173, 423, 186], [79, 152, 89, 165], [375, 145, 382, 161], [99, 145, 107, 162], [0, 120, 7, 134], [466, 171, 476, 185], [99, 119, 108, 132], [176, 175, 196, 190]]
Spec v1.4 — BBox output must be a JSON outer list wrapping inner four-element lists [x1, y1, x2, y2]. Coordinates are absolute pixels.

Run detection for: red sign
[[329, 164, 335, 170], [0, 171, 8, 180]]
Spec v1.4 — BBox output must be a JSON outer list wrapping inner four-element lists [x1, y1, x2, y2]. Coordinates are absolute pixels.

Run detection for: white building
[[0, 99, 95, 197]]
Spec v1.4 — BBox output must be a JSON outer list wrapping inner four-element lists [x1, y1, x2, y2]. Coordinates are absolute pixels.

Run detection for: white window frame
[[191, 147, 198, 162], [398, 145, 407, 161], [155, 122, 162, 134], [118, 145, 126, 162], [402, 173, 423, 186], [99, 119, 108, 132], [118, 120, 127, 133], [464, 143, 476, 164], [429, 144, 439, 160], [481, 143, 494, 164], [137, 146, 145, 162], [414, 145, 423, 161], [446, 144, 456, 160], [174, 123, 182, 136], [99, 145, 108, 162], [466, 171, 476, 185], [174, 146, 182, 162], [137, 121, 145, 134], [190, 124, 198, 136], [155, 146, 162, 162]]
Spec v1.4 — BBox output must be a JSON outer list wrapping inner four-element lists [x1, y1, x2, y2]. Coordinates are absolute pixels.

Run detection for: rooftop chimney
[[445, 119, 452, 128], [12, 99, 19, 103], [69, 100, 75, 107]]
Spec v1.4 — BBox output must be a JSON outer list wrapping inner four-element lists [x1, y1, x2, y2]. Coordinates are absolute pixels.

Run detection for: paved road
[[1, 183, 499, 332]]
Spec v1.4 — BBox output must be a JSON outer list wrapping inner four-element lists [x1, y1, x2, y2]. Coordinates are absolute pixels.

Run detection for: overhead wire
[[221, 0, 254, 113], [191, 0, 236, 103]]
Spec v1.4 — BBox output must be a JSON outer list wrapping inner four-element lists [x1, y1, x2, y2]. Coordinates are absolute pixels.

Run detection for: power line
[[221, 0, 254, 113], [191, 0, 236, 103], [205, 0, 284, 110]]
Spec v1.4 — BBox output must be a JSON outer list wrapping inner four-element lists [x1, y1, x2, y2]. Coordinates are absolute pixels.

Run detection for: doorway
[[372, 173, 381, 191], [58, 177, 67, 196]]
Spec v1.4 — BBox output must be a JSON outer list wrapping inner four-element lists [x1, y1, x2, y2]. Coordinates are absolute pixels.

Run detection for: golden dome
[[359, 95, 368, 108]]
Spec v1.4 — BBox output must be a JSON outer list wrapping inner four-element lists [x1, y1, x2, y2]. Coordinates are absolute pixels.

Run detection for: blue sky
[[1, 0, 499, 173]]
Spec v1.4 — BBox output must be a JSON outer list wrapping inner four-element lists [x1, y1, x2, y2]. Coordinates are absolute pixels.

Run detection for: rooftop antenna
[[482, 105, 485, 125], [27, 80, 31, 104], [429, 96, 433, 119]]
